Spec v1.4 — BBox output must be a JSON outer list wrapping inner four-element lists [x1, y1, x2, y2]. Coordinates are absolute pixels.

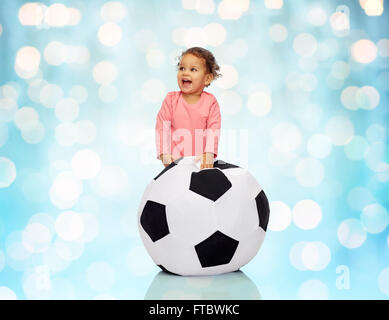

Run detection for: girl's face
[[177, 54, 213, 95]]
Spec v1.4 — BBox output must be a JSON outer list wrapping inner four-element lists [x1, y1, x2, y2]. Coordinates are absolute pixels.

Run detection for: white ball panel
[[222, 167, 262, 199], [214, 194, 259, 240], [229, 227, 265, 269], [155, 234, 203, 276], [166, 192, 218, 246], [149, 163, 193, 204]]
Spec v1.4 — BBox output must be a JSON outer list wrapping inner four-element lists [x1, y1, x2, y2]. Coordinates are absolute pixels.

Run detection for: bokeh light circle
[[293, 33, 317, 57], [69, 85, 88, 104], [247, 91, 272, 116], [55, 211, 84, 241], [267, 201, 292, 231], [219, 90, 242, 115], [301, 241, 331, 271], [337, 218, 367, 248], [14, 107, 39, 131], [18, 3, 45, 26], [269, 24, 288, 42], [298, 280, 329, 299], [79, 213, 99, 243], [325, 115, 354, 146], [44, 41, 67, 66], [40, 83, 64, 109], [364, 141, 387, 172], [101, 1, 127, 22], [341, 86, 359, 110], [71, 149, 101, 180], [183, 27, 207, 48], [76, 120, 97, 145], [55, 98, 79, 122], [218, 0, 249, 20], [307, 7, 327, 26], [0, 287, 17, 300], [146, 49, 165, 68], [45, 3, 70, 27], [214, 64, 238, 89], [195, 0, 215, 14], [6, 231, 31, 261], [377, 39, 389, 57], [204, 23, 226, 46], [0, 157, 16, 188], [307, 134, 332, 159], [15, 46, 40, 72], [351, 39, 377, 64], [0, 97, 18, 122], [93, 61, 118, 85], [92, 165, 129, 198], [295, 158, 325, 187], [331, 60, 350, 80], [50, 171, 83, 209], [271, 123, 302, 153], [141, 79, 166, 103], [290, 241, 309, 271], [55, 122, 78, 147], [98, 84, 118, 103], [360, 203, 389, 234], [21, 122, 45, 144], [292, 200, 322, 230], [98, 22, 122, 46], [54, 237, 84, 261], [344, 136, 369, 160], [22, 222, 52, 253], [356, 86, 380, 110], [378, 268, 389, 296]]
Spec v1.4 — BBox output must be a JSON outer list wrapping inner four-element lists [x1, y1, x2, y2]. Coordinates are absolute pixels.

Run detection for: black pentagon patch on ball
[[154, 157, 184, 180], [189, 169, 232, 201], [158, 265, 180, 276], [140, 200, 170, 242], [255, 190, 270, 231], [195, 231, 239, 268], [213, 159, 240, 170]]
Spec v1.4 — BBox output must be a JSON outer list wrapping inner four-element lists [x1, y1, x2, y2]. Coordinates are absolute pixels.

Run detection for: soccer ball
[[137, 156, 270, 276]]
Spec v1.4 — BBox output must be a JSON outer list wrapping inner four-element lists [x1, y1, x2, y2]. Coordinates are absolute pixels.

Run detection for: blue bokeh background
[[0, 0, 388, 299]]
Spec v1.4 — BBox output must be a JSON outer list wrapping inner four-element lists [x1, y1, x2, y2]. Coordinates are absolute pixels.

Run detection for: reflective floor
[[144, 271, 261, 300]]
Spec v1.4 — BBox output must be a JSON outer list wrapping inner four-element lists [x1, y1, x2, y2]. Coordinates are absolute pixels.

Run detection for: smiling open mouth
[[182, 79, 192, 85]]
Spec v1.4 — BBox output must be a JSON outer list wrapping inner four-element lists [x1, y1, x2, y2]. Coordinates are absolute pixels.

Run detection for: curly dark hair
[[176, 47, 222, 87]]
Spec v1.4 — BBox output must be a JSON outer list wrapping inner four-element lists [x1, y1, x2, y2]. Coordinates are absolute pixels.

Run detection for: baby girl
[[155, 47, 222, 170]]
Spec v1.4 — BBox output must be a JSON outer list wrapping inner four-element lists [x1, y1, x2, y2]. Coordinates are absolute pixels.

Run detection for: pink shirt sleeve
[[155, 93, 172, 160], [204, 98, 221, 158]]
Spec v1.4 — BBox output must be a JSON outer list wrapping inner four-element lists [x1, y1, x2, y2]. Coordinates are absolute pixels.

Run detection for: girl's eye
[[178, 67, 197, 71]]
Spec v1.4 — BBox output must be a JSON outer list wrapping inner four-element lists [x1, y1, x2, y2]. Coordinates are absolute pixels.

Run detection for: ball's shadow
[[144, 270, 261, 300]]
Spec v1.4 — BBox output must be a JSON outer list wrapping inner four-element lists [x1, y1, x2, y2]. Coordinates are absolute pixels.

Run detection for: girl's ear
[[205, 73, 214, 86]]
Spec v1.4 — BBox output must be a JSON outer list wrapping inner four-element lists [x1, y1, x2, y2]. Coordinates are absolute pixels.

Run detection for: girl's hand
[[200, 152, 214, 170], [161, 154, 174, 167]]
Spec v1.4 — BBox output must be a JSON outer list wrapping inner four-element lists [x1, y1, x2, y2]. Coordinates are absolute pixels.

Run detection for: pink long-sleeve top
[[155, 90, 221, 160]]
